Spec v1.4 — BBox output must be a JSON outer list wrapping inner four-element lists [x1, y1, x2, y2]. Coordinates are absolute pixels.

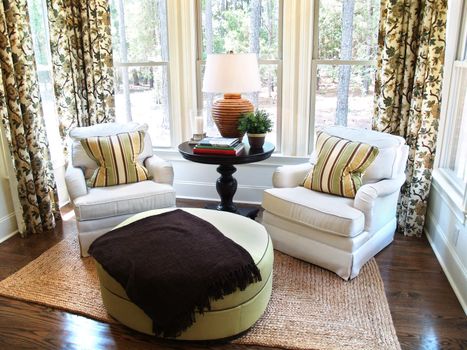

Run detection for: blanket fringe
[[153, 262, 262, 338]]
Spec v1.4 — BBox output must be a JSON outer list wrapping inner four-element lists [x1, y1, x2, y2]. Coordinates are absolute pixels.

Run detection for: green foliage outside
[[201, 0, 278, 59], [318, 0, 380, 93], [319, 0, 379, 60], [109, 0, 167, 88], [238, 109, 273, 134], [27, 0, 48, 66]]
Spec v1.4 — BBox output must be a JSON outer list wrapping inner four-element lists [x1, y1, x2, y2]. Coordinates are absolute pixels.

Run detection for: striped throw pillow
[[303, 131, 379, 198], [80, 131, 149, 188]]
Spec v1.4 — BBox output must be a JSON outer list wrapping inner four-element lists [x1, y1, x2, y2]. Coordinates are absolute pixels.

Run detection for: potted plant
[[237, 109, 273, 148]]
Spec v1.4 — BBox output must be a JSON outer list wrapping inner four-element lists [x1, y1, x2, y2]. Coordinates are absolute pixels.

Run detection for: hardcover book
[[193, 143, 245, 155], [198, 137, 239, 148]]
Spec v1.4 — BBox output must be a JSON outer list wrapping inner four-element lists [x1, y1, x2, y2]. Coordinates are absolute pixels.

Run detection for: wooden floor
[[0, 200, 465, 350]]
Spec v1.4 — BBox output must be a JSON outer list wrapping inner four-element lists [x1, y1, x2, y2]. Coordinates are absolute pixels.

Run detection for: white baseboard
[[0, 212, 18, 243], [174, 180, 267, 204], [425, 208, 467, 315]]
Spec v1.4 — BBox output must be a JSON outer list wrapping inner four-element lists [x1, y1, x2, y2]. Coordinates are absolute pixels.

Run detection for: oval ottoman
[[94, 208, 273, 340]]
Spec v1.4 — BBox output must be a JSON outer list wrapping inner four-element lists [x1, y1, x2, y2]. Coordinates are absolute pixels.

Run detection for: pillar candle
[[195, 116, 204, 134]]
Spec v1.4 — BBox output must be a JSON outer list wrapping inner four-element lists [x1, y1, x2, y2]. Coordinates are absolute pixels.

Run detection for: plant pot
[[247, 133, 266, 149]]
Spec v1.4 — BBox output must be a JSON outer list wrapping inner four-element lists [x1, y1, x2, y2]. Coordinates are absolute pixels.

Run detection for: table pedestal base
[[205, 204, 259, 220], [206, 164, 259, 219]]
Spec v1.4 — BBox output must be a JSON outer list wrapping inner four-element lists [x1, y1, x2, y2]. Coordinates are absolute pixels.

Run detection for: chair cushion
[[73, 181, 176, 221], [81, 131, 149, 187], [262, 187, 365, 237], [303, 131, 379, 198], [320, 126, 406, 184], [70, 122, 153, 179]]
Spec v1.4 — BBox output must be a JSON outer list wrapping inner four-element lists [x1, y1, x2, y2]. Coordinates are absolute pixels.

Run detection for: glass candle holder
[[190, 108, 206, 141]]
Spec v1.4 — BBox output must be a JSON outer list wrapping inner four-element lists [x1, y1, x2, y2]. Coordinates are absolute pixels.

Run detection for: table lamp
[[202, 53, 261, 138]]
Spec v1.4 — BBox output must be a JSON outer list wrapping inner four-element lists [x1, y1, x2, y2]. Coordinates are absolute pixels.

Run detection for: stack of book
[[193, 137, 244, 155]]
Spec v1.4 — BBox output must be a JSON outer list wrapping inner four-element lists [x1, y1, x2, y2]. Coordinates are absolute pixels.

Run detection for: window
[[109, 0, 171, 147], [436, 0, 467, 215], [444, 61, 467, 189], [196, 0, 282, 147], [27, 0, 64, 167], [311, 0, 380, 131]]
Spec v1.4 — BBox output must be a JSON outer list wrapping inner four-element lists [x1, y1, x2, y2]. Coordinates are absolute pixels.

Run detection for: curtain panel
[[373, 0, 447, 236], [0, 0, 60, 234], [46, 0, 115, 142]]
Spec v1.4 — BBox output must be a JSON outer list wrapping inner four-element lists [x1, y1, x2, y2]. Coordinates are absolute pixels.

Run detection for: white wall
[[426, 0, 467, 315], [158, 149, 309, 203], [426, 174, 467, 314], [0, 132, 18, 242], [0, 177, 17, 243]]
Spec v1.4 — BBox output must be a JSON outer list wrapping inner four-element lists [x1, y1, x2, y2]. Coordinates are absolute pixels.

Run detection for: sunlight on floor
[[61, 210, 76, 222], [64, 313, 115, 349]]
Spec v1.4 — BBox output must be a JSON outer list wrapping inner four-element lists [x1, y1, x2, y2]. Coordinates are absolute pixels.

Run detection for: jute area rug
[[0, 237, 400, 350]]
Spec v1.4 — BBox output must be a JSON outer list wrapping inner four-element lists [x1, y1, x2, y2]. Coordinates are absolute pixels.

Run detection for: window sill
[[153, 147, 310, 167]]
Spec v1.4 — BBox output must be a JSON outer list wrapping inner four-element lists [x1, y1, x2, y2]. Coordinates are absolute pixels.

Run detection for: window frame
[[111, 0, 173, 148], [438, 61, 467, 192], [27, 0, 65, 168], [434, 0, 467, 219], [194, 0, 284, 152], [308, 0, 378, 154]]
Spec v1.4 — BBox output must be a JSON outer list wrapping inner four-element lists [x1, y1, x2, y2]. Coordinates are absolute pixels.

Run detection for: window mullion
[[312, 59, 375, 65], [308, 61, 318, 154], [115, 62, 169, 67]]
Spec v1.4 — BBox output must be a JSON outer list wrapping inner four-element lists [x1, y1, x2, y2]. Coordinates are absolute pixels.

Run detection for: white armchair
[[262, 126, 408, 280], [65, 122, 176, 256]]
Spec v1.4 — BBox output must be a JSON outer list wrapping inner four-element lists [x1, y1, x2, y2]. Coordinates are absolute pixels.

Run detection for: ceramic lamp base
[[212, 94, 253, 138]]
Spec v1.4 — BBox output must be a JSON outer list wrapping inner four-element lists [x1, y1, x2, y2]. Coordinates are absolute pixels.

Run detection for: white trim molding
[[432, 170, 466, 224], [0, 122, 25, 234], [167, 0, 198, 145], [175, 180, 270, 205], [156, 148, 309, 203], [281, 0, 314, 156], [0, 212, 18, 244], [426, 176, 467, 315], [425, 210, 467, 315]]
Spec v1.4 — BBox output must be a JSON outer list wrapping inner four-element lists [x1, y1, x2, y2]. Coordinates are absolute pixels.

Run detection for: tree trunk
[[335, 0, 355, 126], [116, 0, 132, 122], [363, 0, 374, 94], [249, 0, 261, 55], [132, 70, 140, 85], [149, 67, 154, 88], [204, 0, 215, 129], [249, 0, 261, 107], [205, 0, 213, 55], [157, 0, 170, 129], [267, 0, 273, 98]]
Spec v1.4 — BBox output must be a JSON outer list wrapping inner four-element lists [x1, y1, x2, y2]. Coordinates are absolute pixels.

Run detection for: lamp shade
[[202, 53, 261, 93]]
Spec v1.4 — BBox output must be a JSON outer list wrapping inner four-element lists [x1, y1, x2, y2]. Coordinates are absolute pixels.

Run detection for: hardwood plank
[[0, 200, 465, 350]]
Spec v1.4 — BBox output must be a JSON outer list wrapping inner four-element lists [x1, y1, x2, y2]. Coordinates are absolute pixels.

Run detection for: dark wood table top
[[178, 141, 275, 165]]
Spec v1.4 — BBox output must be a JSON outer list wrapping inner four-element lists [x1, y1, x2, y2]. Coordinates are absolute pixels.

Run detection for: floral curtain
[[0, 0, 60, 235], [46, 0, 115, 141], [373, 0, 447, 236]]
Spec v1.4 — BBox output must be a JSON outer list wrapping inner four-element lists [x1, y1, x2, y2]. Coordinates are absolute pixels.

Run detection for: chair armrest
[[65, 165, 87, 201], [354, 174, 406, 232], [355, 175, 406, 202], [272, 162, 313, 188], [144, 155, 174, 185]]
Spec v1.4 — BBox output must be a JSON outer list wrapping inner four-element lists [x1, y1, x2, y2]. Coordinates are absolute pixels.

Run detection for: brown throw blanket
[[88, 209, 262, 337]]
